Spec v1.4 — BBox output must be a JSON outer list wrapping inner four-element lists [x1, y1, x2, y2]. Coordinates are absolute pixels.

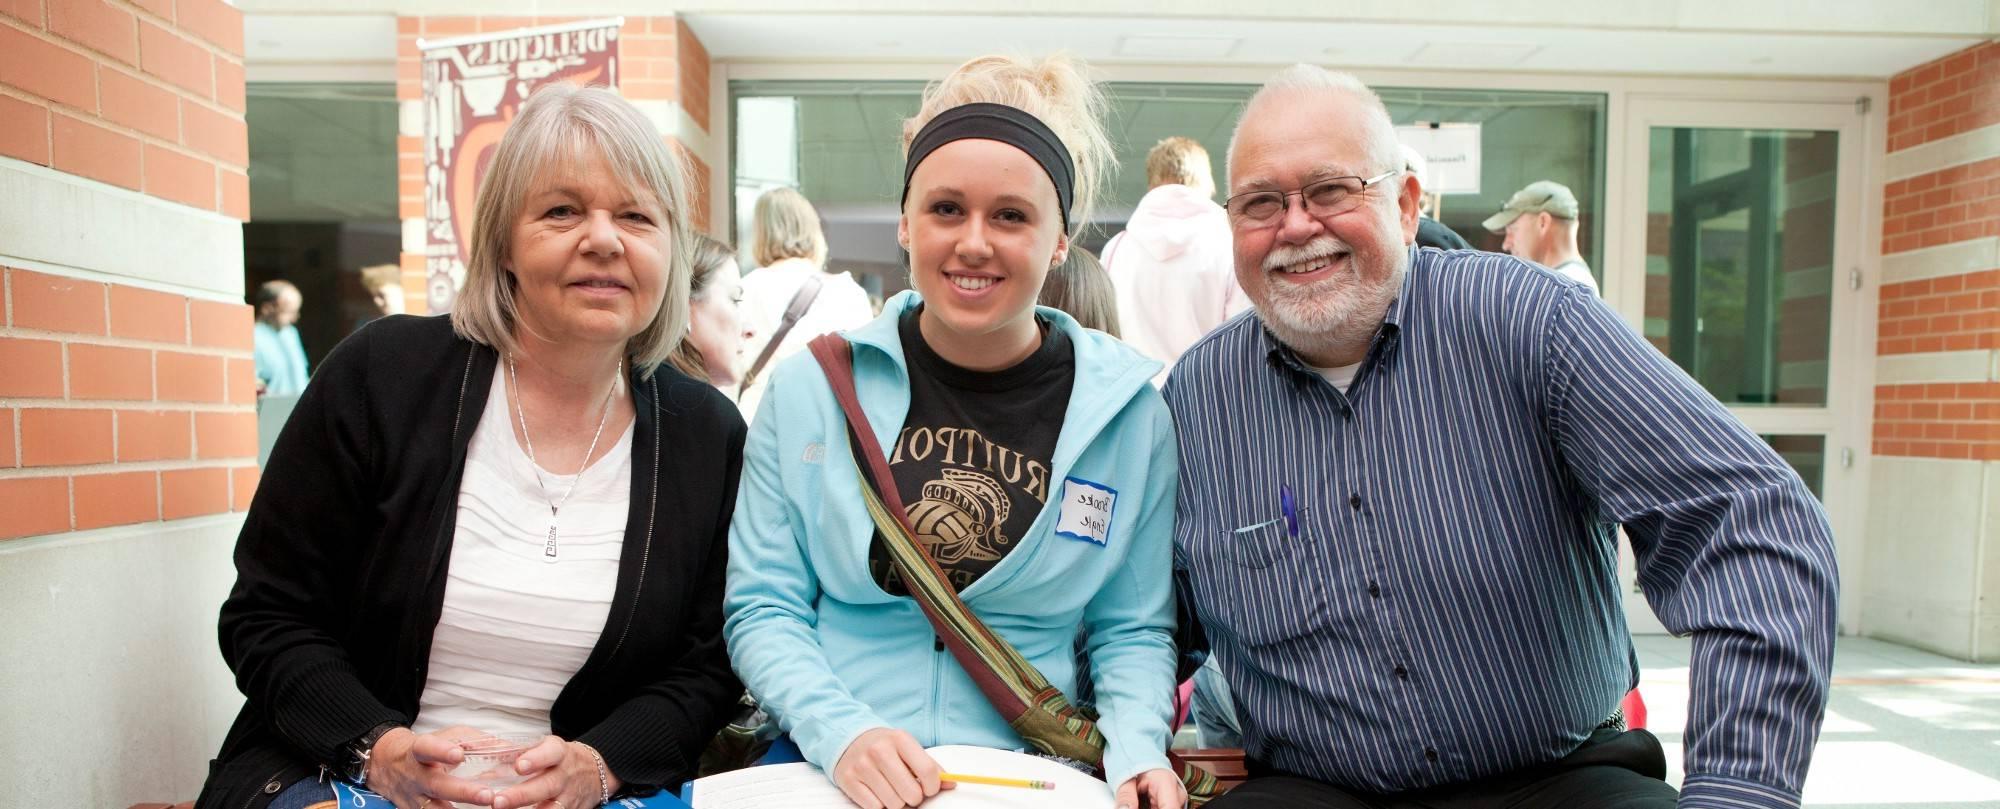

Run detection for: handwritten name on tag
[[1056, 477, 1118, 546]]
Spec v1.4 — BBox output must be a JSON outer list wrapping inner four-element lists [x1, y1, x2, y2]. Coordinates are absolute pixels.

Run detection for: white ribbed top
[[411, 371, 630, 738]]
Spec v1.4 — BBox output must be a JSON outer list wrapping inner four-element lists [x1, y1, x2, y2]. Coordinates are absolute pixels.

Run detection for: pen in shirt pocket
[[1281, 484, 1299, 538], [1232, 486, 1304, 537]]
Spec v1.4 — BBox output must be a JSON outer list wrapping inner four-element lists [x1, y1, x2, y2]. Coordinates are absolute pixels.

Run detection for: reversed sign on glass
[[1396, 123, 1483, 195], [420, 19, 622, 312]]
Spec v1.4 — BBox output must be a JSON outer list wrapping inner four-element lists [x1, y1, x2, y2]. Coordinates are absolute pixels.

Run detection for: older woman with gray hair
[[198, 83, 744, 809]]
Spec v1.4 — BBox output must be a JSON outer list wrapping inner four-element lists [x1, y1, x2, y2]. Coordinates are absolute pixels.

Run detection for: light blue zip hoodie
[[723, 291, 1179, 788]]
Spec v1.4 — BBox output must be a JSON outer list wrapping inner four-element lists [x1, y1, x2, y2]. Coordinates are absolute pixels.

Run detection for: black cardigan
[[197, 315, 745, 809]]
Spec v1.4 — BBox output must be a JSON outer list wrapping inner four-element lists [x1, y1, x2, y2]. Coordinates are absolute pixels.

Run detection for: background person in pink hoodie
[[1102, 136, 1249, 382]]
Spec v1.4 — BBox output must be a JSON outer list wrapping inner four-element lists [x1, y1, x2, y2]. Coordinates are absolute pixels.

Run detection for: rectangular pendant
[[543, 524, 559, 563]]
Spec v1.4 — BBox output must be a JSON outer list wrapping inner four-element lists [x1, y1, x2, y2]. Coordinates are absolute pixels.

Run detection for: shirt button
[[1367, 581, 1381, 597], [1425, 747, 1438, 762], [1394, 665, 1408, 679], [1349, 493, 1363, 510]]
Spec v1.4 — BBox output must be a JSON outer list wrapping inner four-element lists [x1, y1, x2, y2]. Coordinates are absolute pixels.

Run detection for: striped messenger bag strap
[[806, 333, 1221, 806]]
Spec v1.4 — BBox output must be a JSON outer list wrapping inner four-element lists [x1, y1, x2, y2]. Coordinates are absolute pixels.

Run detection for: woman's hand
[[363, 726, 494, 809], [489, 737, 623, 809], [1114, 768, 1186, 809], [832, 728, 952, 809]]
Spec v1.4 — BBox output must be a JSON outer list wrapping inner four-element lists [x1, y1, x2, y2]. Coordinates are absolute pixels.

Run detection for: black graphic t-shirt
[[867, 305, 1074, 595]]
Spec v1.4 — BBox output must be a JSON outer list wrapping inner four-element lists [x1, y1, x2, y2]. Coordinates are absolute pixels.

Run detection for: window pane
[[733, 82, 923, 296], [1372, 87, 1605, 276], [731, 80, 1605, 296], [245, 83, 402, 368], [1646, 127, 1839, 406], [1761, 434, 1826, 499], [248, 83, 399, 221]]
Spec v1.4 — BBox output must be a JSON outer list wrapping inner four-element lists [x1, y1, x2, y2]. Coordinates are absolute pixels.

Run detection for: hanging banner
[[1396, 123, 1482, 195], [420, 18, 622, 312]]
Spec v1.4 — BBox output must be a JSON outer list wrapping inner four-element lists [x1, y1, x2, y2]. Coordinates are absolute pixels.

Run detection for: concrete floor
[[1637, 634, 2000, 808], [1169, 635, 2000, 806]]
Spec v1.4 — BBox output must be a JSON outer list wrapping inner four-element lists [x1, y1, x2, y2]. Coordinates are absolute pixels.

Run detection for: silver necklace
[[507, 352, 620, 564]]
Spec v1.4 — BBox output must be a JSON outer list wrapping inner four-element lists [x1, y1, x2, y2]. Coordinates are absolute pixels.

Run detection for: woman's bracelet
[[572, 740, 611, 806]]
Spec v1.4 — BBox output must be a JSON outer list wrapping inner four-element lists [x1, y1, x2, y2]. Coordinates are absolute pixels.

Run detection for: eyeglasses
[[1225, 170, 1400, 228]]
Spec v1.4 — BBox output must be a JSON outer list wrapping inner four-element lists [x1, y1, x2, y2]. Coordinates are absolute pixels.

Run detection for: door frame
[[1613, 96, 1876, 635]]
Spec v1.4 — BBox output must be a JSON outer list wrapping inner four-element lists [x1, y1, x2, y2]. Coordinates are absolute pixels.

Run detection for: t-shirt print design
[[867, 305, 1075, 596], [892, 426, 1051, 567]]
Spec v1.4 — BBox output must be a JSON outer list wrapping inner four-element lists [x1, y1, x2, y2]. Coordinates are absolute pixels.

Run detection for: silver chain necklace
[[507, 352, 620, 564]]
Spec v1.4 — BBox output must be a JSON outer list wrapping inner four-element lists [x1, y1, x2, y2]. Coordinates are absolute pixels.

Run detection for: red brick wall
[[681, 146, 713, 236], [0, 268, 260, 539], [1873, 381, 2000, 460], [1878, 269, 2000, 356], [1874, 269, 2000, 461], [1881, 157, 2000, 255], [677, 18, 712, 134], [619, 15, 677, 101], [1887, 42, 2000, 154], [0, 0, 249, 219], [393, 15, 715, 315], [1874, 40, 2000, 463], [0, 1, 256, 541]]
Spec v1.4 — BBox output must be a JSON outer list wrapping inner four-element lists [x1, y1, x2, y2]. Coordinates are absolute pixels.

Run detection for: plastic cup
[[442, 734, 541, 807]]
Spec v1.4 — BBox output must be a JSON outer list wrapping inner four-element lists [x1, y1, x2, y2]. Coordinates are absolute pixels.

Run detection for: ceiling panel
[[690, 14, 1982, 80]]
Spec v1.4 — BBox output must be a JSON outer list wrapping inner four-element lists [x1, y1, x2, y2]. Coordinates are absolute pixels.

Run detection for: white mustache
[[1262, 237, 1350, 272]]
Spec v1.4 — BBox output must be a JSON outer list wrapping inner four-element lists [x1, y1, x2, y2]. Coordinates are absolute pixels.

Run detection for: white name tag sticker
[[1055, 476, 1118, 547]]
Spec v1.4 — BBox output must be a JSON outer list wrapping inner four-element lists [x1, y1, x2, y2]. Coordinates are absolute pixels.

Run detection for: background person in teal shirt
[[252, 279, 309, 397]]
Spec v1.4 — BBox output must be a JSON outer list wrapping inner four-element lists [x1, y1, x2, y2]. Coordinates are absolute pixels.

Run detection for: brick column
[[1864, 41, 2000, 660], [0, 4, 258, 546], [0, 1, 254, 804], [393, 14, 717, 315]]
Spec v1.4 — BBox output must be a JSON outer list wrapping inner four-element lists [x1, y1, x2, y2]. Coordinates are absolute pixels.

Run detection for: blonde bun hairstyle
[[900, 54, 1116, 236]]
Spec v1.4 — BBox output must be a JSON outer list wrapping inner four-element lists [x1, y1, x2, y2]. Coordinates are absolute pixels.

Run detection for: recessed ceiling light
[[1117, 35, 1239, 59], [1407, 42, 1541, 67]]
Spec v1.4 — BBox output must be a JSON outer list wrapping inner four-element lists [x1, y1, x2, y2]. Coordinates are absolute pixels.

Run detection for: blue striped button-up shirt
[[1164, 248, 1836, 808]]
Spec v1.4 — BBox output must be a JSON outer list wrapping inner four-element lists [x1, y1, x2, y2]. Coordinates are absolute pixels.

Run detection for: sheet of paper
[[927, 746, 1114, 809], [689, 746, 1113, 809], [690, 762, 853, 809]]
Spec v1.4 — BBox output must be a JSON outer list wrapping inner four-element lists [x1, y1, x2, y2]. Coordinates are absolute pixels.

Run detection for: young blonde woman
[[724, 55, 1185, 809]]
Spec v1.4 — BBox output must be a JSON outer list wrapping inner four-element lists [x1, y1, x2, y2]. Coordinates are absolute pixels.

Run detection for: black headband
[[901, 102, 1076, 232]]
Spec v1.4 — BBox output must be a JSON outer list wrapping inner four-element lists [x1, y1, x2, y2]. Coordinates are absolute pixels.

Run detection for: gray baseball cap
[[1482, 181, 1579, 233]]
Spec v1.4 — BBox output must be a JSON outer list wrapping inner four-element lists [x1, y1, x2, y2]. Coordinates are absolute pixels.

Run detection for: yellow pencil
[[940, 772, 1057, 790]]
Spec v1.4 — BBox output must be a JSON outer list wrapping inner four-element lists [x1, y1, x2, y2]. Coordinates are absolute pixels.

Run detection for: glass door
[[1614, 98, 1869, 634]]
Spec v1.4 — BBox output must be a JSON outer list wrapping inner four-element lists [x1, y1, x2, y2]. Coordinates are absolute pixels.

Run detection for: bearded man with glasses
[[1163, 64, 1837, 809]]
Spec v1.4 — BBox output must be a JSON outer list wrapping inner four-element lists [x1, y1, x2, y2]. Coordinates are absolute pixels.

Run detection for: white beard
[[1252, 236, 1403, 360]]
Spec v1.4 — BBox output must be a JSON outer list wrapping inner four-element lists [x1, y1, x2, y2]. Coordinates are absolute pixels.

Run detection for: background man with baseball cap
[[1485, 180, 1599, 294]]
